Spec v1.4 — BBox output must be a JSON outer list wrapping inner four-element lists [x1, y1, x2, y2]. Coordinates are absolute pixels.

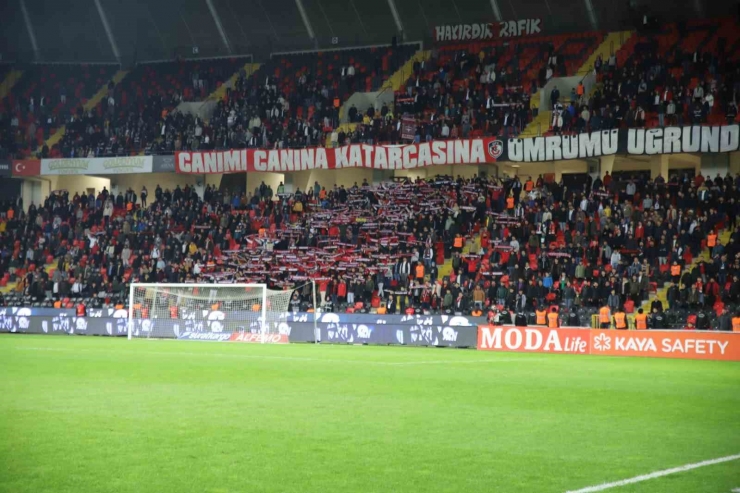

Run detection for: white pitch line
[[9, 346, 535, 366], [566, 454, 740, 493], [382, 358, 543, 366]]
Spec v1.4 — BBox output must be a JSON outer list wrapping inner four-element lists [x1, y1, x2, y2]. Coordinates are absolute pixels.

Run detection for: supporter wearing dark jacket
[[666, 283, 680, 308]]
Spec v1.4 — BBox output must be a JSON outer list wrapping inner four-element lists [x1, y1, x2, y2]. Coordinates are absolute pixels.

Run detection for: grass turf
[[0, 335, 739, 493]]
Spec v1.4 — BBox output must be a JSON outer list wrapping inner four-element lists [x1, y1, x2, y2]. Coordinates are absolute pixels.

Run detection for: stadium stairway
[[142, 62, 259, 155], [43, 69, 129, 151], [207, 62, 260, 102], [637, 229, 732, 319], [438, 234, 480, 279], [0, 261, 57, 295], [333, 48, 429, 135], [580, 30, 633, 104], [324, 122, 358, 147], [518, 31, 633, 139], [519, 110, 551, 139], [580, 31, 632, 77], [380, 49, 430, 93], [391, 233, 479, 311], [0, 69, 24, 101]]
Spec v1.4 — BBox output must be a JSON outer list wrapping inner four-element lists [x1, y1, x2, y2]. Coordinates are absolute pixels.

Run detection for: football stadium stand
[[1, 11, 740, 330], [0, 170, 738, 330]]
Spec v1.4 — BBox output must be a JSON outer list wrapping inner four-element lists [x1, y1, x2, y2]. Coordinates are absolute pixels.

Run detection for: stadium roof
[[0, 0, 735, 63]]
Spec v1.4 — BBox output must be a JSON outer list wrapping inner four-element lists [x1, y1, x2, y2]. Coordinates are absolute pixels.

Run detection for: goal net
[[127, 283, 306, 342]]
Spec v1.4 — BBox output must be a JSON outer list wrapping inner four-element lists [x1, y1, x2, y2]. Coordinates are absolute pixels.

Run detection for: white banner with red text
[[175, 138, 502, 174]]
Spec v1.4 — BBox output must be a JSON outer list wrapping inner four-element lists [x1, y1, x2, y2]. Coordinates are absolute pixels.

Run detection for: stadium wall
[[3, 309, 739, 361], [731, 152, 740, 174], [0, 311, 482, 349], [498, 159, 587, 180], [21, 177, 50, 207], [607, 158, 655, 175], [393, 164, 483, 180], [247, 171, 286, 193], [283, 168, 375, 192], [48, 175, 110, 195], [110, 173, 199, 193]]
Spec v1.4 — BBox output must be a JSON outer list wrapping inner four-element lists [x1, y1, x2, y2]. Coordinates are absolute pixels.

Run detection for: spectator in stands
[[727, 102, 738, 124]]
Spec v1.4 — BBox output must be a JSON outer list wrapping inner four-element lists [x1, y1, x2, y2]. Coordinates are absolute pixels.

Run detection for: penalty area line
[[565, 453, 740, 493]]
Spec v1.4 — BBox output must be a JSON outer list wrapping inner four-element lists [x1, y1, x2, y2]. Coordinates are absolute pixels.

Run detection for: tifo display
[[2, 169, 740, 336]]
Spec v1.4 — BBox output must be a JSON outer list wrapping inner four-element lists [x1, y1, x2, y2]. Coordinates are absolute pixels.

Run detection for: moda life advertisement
[[477, 326, 740, 361]]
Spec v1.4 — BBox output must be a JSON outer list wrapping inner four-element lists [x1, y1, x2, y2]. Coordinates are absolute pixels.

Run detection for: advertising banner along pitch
[[477, 326, 740, 361]]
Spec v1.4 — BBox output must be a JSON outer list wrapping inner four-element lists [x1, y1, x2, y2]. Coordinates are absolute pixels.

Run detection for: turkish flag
[[12, 160, 41, 176]]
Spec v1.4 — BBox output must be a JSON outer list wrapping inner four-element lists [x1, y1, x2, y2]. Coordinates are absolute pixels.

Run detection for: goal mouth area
[[127, 282, 316, 343]]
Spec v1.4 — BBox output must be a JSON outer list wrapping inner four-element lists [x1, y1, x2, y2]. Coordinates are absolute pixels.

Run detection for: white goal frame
[[127, 283, 267, 340]]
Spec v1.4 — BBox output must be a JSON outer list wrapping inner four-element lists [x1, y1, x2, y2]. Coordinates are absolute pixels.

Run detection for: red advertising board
[[588, 330, 740, 361], [477, 326, 591, 355], [229, 332, 288, 344], [477, 326, 740, 361]]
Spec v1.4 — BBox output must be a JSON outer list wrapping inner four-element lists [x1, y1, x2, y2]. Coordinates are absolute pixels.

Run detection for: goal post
[[127, 283, 311, 342]]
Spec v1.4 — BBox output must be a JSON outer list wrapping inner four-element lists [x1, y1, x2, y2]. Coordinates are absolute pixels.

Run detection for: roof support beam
[[19, 0, 39, 61], [294, 0, 317, 47], [488, 0, 502, 22], [386, 0, 405, 40], [582, 0, 599, 31], [205, 0, 233, 54], [93, 0, 121, 63], [693, 0, 704, 16]]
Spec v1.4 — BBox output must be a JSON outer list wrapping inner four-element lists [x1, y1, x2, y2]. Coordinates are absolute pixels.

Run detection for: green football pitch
[[1, 335, 739, 493]]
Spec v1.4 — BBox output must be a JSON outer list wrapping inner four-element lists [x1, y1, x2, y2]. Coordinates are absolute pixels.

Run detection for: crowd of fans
[[549, 26, 740, 136], [0, 32, 613, 159], [5, 22, 739, 162], [379, 34, 602, 145], [392, 48, 535, 140], [44, 59, 246, 159], [157, 46, 416, 153], [341, 23, 738, 145], [1, 169, 739, 329], [29, 46, 417, 159], [0, 64, 118, 160]]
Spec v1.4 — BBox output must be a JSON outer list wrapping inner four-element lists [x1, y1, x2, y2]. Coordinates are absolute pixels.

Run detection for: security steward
[[613, 308, 627, 330], [634, 308, 648, 330]]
